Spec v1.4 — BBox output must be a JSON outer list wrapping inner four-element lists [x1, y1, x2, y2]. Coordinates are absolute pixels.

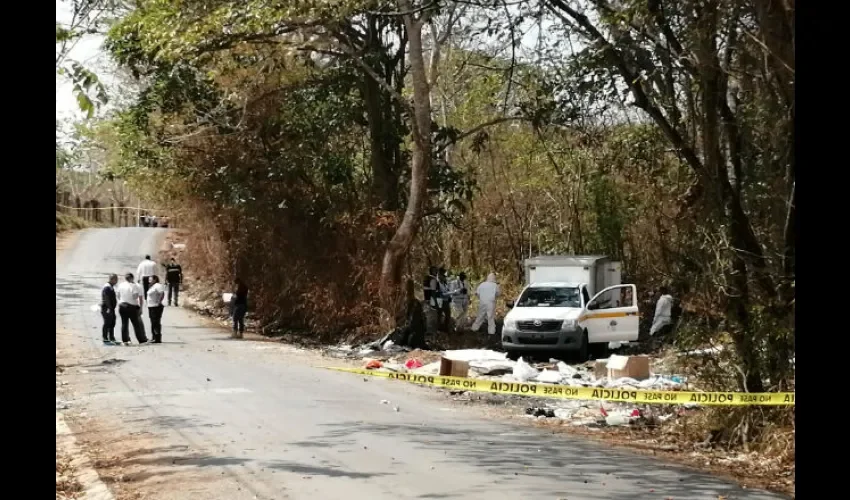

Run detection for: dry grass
[[56, 450, 83, 499], [56, 212, 89, 234]]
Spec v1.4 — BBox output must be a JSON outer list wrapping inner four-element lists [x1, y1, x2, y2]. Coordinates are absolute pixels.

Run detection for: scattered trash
[[393, 406, 400, 412], [364, 359, 383, 370], [605, 413, 631, 426], [678, 346, 725, 356], [535, 369, 563, 384], [526, 407, 556, 418], [101, 358, 125, 365], [439, 357, 470, 377], [380, 400, 390, 405], [405, 359, 424, 369], [469, 359, 515, 376], [557, 362, 579, 378], [553, 408, 572, 419], [512, 357, 538, 383], [606, 355, 651, 381], [415, 361, 441, 374], [444, 349, 507, 362]]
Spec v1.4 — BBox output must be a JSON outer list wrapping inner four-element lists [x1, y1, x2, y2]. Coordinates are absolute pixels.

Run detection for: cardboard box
[[440, 357, 470, 378], [594, 359, 609, 379], [606, 355, 650, 381]]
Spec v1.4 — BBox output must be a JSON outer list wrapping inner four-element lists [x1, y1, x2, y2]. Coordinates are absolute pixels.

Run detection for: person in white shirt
[[136, 255, 157, 297], [471, 273, 500, 335], [146, 275, 167, 343], [116, 273, 148, 345], [650, 286, 675, 336]]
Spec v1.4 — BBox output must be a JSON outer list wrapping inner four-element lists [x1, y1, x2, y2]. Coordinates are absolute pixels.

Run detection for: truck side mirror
[[506, 300, 514, 309], [587, 301, 598, 311]]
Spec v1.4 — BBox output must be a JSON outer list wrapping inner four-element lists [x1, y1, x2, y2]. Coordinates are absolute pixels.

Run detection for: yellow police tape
[[325, 367, 795, 406]]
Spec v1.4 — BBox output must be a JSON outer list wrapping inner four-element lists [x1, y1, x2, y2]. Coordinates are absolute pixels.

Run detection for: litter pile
[[521, 400, 682, 428], [335, 343, 688, 391], [325, 340, 692, 427], [324, 332, 413, 360]]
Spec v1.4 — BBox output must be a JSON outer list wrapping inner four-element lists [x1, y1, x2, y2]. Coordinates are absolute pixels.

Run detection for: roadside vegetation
[[59, 0, 794, 482]]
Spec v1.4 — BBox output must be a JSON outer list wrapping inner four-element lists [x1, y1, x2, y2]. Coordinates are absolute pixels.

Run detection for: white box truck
[[502, 255, 639, 360]]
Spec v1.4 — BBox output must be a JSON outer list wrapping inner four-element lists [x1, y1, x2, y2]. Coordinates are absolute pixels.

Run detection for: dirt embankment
[[56, 212, 89, 234]]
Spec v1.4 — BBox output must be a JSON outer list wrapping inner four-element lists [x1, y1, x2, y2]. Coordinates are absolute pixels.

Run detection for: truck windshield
[[516, 287, 581, 308]]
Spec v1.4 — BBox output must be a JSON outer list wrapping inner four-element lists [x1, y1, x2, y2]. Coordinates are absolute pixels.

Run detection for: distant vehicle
[[501, 255, 639, 360]]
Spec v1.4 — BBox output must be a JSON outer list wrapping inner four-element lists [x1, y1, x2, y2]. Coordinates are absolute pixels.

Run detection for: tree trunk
[[362, 16, 401, 211], [379, 4, 432, 323], [696, 1, 765, 392]]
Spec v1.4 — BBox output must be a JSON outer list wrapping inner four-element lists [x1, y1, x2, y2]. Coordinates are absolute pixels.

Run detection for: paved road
[[56, 228, 787, 500]]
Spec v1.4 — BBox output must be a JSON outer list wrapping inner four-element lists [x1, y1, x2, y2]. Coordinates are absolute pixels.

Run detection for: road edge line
[[56, 412, 115, 500]]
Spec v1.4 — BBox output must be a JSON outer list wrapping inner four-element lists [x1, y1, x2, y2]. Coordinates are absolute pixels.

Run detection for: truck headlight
[[562, 319, 577, 329], [504, 319, 517, 330]]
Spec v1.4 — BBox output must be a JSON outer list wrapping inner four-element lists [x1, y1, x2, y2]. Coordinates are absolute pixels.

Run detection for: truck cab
[[501, 256, 639, 360]]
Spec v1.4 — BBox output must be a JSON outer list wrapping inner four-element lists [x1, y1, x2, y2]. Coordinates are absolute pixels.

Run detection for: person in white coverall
[[471, 273, 500, 335], [649, 286, 674, 336]]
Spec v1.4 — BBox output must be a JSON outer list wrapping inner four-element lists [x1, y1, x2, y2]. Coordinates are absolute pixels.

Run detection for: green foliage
[[57, 1, 116, 118], [91, 0, 794, 408]]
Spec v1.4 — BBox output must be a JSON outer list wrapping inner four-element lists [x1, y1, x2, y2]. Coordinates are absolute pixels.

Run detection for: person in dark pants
[[146, 275, 166, 343], [437, 267, 451, 332], [101, 274, 118, 343], [389, 279, 427, 349], [137, 255, 157, 297], [116, 273, 148, 345], [164, 257, 183, 306], [232, 278, 248, 338]]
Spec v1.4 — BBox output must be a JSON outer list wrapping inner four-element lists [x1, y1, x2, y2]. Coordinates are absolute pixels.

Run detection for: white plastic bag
[[557, 362, 579, 378], [535, 369, 564, 384], [512, 357, 539, 383], [222, 293, 233, 303]]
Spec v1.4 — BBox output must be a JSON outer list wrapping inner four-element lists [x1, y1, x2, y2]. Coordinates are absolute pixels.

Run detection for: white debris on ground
[[440, 350, 686, 391], [325, 340, 694, 429], [328, 340, 689, 392]]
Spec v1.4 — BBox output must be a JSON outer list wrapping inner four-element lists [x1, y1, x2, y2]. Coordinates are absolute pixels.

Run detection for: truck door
[[582, 284, 639, 343]]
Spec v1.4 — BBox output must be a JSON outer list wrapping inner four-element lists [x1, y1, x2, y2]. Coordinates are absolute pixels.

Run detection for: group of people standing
[[99, 255, 183, 345], [423, 267, 501, 335]]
